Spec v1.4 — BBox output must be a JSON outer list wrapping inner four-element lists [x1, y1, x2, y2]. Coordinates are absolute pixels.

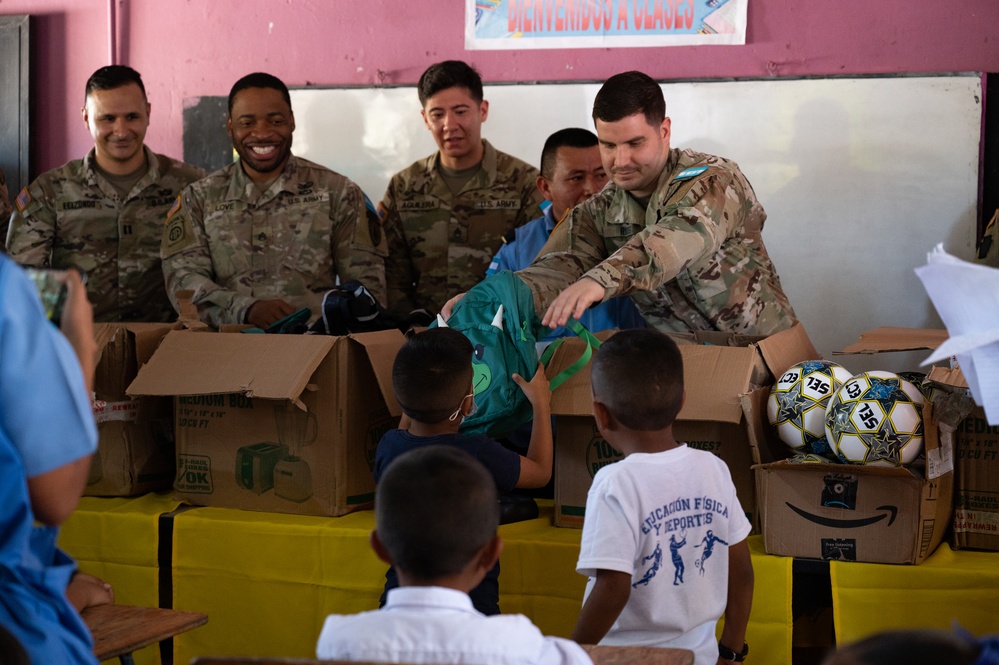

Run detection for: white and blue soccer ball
[[824, 370, 925, 466], [767, 360, 853, 458]]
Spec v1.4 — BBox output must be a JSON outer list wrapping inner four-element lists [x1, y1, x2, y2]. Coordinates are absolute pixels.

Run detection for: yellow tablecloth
[[169, 504, 793, 665], [831, 543, 999, 643], [58, 491, 182, 664]]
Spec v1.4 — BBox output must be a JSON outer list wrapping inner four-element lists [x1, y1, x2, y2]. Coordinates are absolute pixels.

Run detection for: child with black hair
[[373, 327, 553, 616], [571, 329, 754, 665], [317, 445, 589, 665]]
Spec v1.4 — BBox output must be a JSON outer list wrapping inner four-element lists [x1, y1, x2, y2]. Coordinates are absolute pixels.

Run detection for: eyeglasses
[[449, 391, 478, 422]]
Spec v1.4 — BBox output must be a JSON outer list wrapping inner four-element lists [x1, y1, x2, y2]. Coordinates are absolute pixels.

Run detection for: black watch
[[718, 641, 749, 662]]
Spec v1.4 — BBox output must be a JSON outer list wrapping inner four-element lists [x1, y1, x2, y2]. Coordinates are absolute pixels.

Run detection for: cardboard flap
[[926, 365, 968, 389], [753, 459, 921, 481], [756, 322, 820, 378], [349, 329, 407, 417], [835, 327, 949, 354], [126, 330, 335, 399], [132, 322, 182, 366], [678, 344, 757, 423]]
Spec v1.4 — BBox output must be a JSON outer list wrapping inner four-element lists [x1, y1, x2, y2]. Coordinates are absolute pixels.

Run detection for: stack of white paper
[[915, 244, 999, 425]]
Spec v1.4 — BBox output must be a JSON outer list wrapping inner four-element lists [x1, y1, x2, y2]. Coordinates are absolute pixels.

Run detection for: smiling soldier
[[161, 72, 387, 329], [378, 60, 544, 322], [5, 65, 204, 322]]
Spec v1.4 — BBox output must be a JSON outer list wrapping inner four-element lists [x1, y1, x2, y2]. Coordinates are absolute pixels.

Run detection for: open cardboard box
[[127, 328, 405, 517], [87, 322, 179, 496], [547, 322, 818, 528], [753, 327, 962, 563]]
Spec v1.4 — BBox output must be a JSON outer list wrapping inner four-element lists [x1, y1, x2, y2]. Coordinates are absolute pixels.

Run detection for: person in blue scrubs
[[0, 253, 104, 663]]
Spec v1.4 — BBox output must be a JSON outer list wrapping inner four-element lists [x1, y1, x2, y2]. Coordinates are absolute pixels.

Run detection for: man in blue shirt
[[486, 128, 645, 341]]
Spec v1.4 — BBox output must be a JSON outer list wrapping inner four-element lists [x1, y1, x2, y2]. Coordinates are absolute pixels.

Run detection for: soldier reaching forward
[[444, 70, 797, 337]]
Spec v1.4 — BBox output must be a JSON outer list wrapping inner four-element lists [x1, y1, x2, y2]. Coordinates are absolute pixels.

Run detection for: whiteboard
[[289, 76, 982, 373]]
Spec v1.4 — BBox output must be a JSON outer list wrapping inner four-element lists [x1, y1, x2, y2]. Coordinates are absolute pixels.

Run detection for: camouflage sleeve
[[161, 190, 255, 327], [5, 181, 55, 267], [584, 171, 737, 299], [0, 169, 11, 243], [330, 184, 388, 307], [517, 204, 609, 318], [379, 180, 418, 318]]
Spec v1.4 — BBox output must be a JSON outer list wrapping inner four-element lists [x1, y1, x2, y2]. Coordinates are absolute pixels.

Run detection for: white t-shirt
[[576, 444, 752, 665], [317, 586, 592, 665]]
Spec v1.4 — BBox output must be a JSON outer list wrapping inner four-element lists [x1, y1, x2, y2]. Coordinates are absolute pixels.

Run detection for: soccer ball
[[824, 371, 925, 466], [787, 453, 834, 464], [767, 360, 853, 457], [898, 370, 946, 404]]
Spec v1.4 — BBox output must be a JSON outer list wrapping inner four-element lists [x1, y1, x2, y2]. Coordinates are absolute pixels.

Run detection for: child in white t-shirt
[[571, 329, 754, 665]]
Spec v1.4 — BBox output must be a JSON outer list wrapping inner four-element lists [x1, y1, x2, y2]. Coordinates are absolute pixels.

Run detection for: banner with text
[[466, 0, 747, 50]]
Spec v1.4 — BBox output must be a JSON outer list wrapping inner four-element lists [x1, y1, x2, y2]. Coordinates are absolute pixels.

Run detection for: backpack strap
[[540, 318, 603, 391]]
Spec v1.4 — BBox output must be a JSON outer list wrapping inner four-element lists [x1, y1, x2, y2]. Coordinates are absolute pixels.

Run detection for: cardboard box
[[87, 322, 178, 496], [753, 327, 958, 563], [548, 322, 818, 528], [127, 329, 404, 517]]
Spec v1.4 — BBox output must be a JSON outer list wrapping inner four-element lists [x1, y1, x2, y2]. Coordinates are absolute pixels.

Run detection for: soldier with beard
[[161, 72, 387, 329]]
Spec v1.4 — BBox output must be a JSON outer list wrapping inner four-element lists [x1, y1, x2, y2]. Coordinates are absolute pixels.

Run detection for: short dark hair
[[376, 445, 499, 580], [540, 128, 599, 180], [822, 629, 981, 665], [392, 327, 473, 424], [592, 71, 666, 127], [592, 328, 684, 430], [228, 72, 292, 115], [85, 65, 146, 102], [417, 60, 484, 107]]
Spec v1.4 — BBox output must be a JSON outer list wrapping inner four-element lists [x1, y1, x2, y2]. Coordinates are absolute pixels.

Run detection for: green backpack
[[433, 270, 601, 438]]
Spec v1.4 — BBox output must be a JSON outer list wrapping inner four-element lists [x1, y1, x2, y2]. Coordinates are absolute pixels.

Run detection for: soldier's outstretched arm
[[330, 184, 388, 307]]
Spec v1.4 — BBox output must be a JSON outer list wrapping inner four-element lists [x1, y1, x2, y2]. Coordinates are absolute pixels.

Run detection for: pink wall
[[6, 0, 999, 176]]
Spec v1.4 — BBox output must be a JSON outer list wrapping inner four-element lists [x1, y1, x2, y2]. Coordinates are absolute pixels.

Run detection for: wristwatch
[[718, 641, 749, 662]]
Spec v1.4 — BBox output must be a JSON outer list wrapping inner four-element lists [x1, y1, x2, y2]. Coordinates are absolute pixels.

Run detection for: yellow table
[[59, 492, 183, 664], [168, 503, 792, 665], [831, 543, 999, 644]]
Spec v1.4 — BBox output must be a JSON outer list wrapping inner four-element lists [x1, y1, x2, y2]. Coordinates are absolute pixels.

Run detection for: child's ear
[[476, 535, 503, 572], [370, 530, 394, 565], [592, 400, 614, 432]]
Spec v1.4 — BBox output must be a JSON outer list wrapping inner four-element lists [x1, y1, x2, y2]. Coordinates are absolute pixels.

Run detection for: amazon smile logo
[[785, 502, 898, 528]]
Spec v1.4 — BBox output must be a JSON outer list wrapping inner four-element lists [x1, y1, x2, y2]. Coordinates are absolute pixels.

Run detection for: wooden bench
[[190, 644, 694, 665], [82, 604, 207, 665]]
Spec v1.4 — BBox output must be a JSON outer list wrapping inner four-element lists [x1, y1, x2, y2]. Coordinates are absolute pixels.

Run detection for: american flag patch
[[165, 196, 181, 222], [15, 187, 30, 212]]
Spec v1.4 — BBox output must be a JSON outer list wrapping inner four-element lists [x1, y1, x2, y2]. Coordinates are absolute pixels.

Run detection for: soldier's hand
[[542, 277, 604, 328], [246, 299, 296, 328], [439, 292, 466, 320]]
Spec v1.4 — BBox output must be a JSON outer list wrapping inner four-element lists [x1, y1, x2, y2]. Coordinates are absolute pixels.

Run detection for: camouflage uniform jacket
[[161, 155, 388, 328], [380, 139, 544, 318], [519, 148, 797, 335], [0, 167, 12, 242], [5, 147, 205, 322]]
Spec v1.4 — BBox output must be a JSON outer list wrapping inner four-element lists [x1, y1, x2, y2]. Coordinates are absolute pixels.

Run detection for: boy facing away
[[571, 329, 754, 665], [317, 445, 590, 665], [373, 326, 553, 615]]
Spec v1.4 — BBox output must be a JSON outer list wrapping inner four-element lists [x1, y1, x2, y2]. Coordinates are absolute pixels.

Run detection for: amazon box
[[127, 329, 404, 517], [753, 327, 957, 563], [550, 322, 818, 528], [86, 322, 178, 496]]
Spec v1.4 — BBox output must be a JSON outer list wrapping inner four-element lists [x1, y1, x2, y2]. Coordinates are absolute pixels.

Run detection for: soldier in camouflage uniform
[[515, 71, 797, 336], [0, 167, 12, 243], [162, 72, 387, 329], [379, 60, 544, 320], [5, 66, 205, 322]]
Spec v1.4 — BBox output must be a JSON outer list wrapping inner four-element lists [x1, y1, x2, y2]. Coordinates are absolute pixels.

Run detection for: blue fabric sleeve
[[0, 257, 97, 478]]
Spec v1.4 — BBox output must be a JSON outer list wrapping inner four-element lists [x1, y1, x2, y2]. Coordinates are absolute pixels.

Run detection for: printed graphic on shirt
[[636, 494, 732, 586]]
